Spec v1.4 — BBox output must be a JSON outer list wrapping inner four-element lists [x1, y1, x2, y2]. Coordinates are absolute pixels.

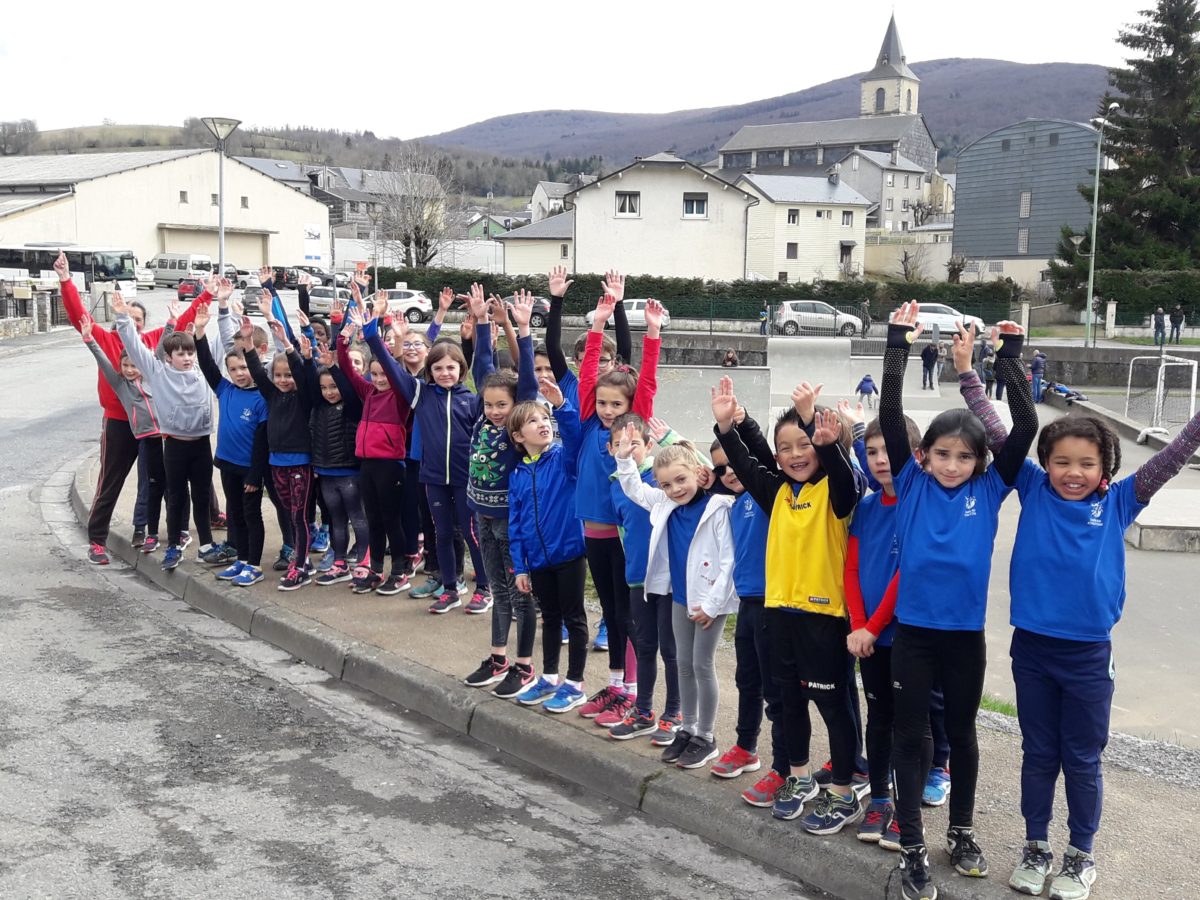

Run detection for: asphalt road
[[0, 331, 812, 899]]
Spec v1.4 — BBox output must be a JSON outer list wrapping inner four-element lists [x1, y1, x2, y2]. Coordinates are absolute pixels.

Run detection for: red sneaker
[[711, 744, 763, 779], [594, 691, 635, 727], [741, 769, 786, 807], [577, 686, 619, 719]]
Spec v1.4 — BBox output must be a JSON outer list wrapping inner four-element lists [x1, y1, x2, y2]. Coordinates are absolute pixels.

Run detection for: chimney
[[829, 163, 841, 185], [890, 148, 899, 166]]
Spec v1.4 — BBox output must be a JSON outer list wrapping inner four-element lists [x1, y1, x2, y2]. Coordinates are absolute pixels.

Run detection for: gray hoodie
[[86, 341, 161, 439], [115, 313, 213, 439]]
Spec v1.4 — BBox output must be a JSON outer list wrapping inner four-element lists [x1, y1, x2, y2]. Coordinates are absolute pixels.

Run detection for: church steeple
[[860, 15, 920, 117]]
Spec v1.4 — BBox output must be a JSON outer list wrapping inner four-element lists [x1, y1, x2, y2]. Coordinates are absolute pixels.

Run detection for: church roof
[[862, 14, 918, 82]]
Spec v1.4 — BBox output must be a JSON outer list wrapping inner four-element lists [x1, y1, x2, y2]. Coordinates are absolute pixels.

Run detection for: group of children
[[69, 254, 1200, 900]]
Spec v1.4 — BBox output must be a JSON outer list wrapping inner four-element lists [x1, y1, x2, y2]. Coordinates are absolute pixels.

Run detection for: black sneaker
[[278, 567, 312, 591], [132, 528, 146, 548], [493, 664, 535, 699], [352, 571, 383, 594], [272, 545, 293, 572], [464, 656, 509, 687], [946, 826, 988, 877], [660, 730, 693, 765], [897, 844, 938, 900], [375, 573, 410, 596], [676, 735, 719, 769]]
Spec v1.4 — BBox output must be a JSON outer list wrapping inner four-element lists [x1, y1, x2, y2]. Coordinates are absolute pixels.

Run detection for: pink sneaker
[[711, 744, 763, 779], [594, 691, 635, 727], [577, 685, 619, 719]]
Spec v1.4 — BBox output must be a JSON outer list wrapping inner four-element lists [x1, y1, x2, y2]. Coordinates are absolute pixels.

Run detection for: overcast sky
[[3, 0, 1140, 141]]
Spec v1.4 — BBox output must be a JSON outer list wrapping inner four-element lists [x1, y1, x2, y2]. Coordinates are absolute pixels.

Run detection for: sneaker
[[561, 623, 569, 644], [232, 565, 264, 587], [1009, 841, 1054, 896], [316, 547, 336, 573], [464, 656, 510, 688], [210, 512, 227, 530], [650, 712, 683, 746], [771, 774, 818, 820], [742, 769, 786, 808], [516, 676, 559, 706], [676, 735, 719, 770], [376, 573, 411, 596], [543, 682, 586, 714], [879, 816, 903, 852], [179, 531, 193, 551], [1047, 846, 1096, 900], [814, 761, 872, 799], [429, 590, 462, 614], [272, 544, 293, 572], [88, 543, 110, 565], [215, 561, 246, 581], [410, 575, 442, 599], [858, 799, 895, 843], [898, 844, 938, 900], [493, 664, 535, 699], [609, 709, 658, 740], [352, 571, 383, 594], [923, 766, 951, 807], [593, 619, 609, 651], [161, 545, 183, 571], [405, 553, 423, 575], [660, 730, 693, 765], [711, 745, 762, 779], [801, 789, 863, 835], [453, 579, 469, 595], [946, 826, 988, 877], [578, 686, 620, 719], [465, 588, 493, 614], [199, 543, 237, 565], [141, 535, 160, 554], [315, 562, 352, 586], [594, 691, 635, 728], [309, 524, 330, 553], [132, 528, 146, 548], [278, 567, 312, 591]]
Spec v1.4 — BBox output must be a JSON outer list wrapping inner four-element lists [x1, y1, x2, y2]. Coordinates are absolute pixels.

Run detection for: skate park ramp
[[653, 366, 771, 447]]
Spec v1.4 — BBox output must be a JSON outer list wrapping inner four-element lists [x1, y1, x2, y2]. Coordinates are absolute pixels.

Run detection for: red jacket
[[62, 279, 206, 422], [336, 333, 410, 460]]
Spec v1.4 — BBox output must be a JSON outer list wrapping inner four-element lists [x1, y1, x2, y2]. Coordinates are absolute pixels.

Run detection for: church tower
[[860, 15, 920, 117]]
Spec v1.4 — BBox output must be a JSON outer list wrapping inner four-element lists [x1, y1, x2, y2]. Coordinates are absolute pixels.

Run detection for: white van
[[149, 252, 213, 287]]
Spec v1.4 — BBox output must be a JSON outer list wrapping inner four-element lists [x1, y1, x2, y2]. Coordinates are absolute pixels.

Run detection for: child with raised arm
[[879, 301, 1037, 900], [713, 375, 865, 836]]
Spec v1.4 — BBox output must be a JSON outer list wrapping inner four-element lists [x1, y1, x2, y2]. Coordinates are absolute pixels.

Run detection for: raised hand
[[229, 298, 244, 318], [203, 274, 219, 296], [438, 286, 455, 313], [548, 265, 574, 299], [354, 270, 370, 290], [54, 251, 70, 282], [258, 265, 274, 286], [268, 318, 290, 348], [110, 290, 129, 316], [603, 269, 625, 304], [349, 277, 363, 306], [167, 299, 183, 323], [953, 321, 977, 373], [644, 298, 665, 337], [591, 293, 616, 330], [466, 282, 488, 320], [80, 314, 94, 343], [331, 297, 344, 318], [510, 290, 534, 330], [239, 316, 254, 339], [811, 408, 843, 447], [614, 422, 636, 459], [297, 309, 310, 328], [697, 467, 715, 490], [459, 317, 475, 340], [836, 398, 865, 427], [193, 303, 212, 334], [374, 295, 390, 320], [646, 416, 671, 443], [711, 375, 738, 432], [297, 333, 312, 359], [316, 342, 335, 367], [792, 381, 823, 422], [539, 375, 563, 408], [889, 299, 924, 343], [216, 276, 234, 303]]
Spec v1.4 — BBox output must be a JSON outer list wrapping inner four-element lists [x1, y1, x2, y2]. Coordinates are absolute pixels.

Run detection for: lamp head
[[201, 117, 241, 142], [1069, 234, 1085, 249], [1107, 101, 1121, 112]]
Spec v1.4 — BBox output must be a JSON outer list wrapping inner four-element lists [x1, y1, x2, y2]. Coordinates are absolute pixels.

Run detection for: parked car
[[772, 300, 862, 336], [135, 265, 155, 291], [364, 288, 434, 323], [503, 294, 551, 329], [177, 278, 203, 301], [242, 285, 265, 313], [296, 265, 351, 287], [898, 302, 987, 337], [584, 298, 671, 330], [305, 286, 354, 315], [271, 267, 303, 289]]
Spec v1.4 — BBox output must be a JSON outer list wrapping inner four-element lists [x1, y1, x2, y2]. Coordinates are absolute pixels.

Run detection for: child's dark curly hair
[[1036, 416, 1122, 496]]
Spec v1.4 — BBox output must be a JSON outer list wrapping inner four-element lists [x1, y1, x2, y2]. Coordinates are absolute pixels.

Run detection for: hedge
[[371, 266, 1014, 324], [1093, 269, 1200, 325]]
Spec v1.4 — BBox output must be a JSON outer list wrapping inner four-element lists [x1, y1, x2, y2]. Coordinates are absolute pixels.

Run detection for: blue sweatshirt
[[610, 462, 656, 586], [214, 380, 268, 468], [575, 417, 620, 524], [668, 492, 711, 607], [729, 490, 769, 599]]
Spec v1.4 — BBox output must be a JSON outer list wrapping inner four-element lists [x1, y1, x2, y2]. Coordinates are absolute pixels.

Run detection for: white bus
[[0, 242, 138, 293]]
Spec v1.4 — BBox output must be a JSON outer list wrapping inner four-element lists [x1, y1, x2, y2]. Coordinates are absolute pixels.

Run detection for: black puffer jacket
[[311, 400, 359, 470]]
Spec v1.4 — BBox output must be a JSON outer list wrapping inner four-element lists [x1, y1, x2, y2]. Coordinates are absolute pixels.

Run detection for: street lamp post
[[201, 117, 242, 282], [1084, 102, 1119, 348]]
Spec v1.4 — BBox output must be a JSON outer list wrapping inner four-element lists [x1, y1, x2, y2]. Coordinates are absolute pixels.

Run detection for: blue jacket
[[610, 462, 656, 585], [855, 374, 878, 395], [729, 490, 769, 599], [365, 321, 479, 486], [575, 416, 619, 523], [509, 400, 585, 575]]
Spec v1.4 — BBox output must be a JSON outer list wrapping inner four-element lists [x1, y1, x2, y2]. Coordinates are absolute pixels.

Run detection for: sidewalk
[[69, 451, 1200, 900]]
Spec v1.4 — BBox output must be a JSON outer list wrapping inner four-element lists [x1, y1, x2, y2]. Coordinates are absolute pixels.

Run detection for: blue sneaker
[[772, 774, 818, 820], [800, 789, 863, 835], [561, 623, 569, 645], [923, 766, 951, 807], [593, 618, 609, 652], [543, 682, 586, 714], [161, 545, 183, 572], [216, 561, 246, 581], [232, 564, 264, 587], [272, 544, 293, 572], [310, 525, 330, 554], [516, 676, 559, 706], [316, 547, 335, 573], [199, 543, 237, 565]]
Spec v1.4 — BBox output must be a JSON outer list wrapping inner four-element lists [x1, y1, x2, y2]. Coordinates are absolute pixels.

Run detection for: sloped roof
[[0, 193, 72, 219], [841, 148, 926, 173], [0, 149, 206, 187], [564, 152, 755, 204], [737, 173, 872, 206], [235, 156, 310, 182], [536, 181, 570, 199], [495, 209, 574, 241], [863, 15, 918, 81], [720, 115, 922, 153]]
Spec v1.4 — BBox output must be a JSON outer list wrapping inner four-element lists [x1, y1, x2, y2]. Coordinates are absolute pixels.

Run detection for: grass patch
[[1029, 325, 1085, 338], [979, 693, 1017, 717], [723, 613, 738, 641], [1114, 336, 1200, 346]]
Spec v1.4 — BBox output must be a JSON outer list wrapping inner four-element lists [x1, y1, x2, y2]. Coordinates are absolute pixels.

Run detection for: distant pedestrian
[[935, 341, 947, 379], [860, 304, 873, 339], [1153, 307, 1166, 346], [1030, 350, 1047, 403], [855, 373, 879, 408], [983, 356, 996, 398], [920, 342, 938, 389], [721, 348, 739, 368], [759, 302, 769, 336], [1170, 304, 1185, 344]]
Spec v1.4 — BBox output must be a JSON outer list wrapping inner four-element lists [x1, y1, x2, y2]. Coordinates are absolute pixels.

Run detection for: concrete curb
[[66, 451, 1016, 900]]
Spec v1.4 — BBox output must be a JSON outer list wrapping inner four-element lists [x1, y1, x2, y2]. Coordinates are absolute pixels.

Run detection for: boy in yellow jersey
[[712, 376, 865, 835]]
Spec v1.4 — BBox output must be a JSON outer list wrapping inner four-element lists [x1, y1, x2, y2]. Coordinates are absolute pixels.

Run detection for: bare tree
[[910, 200, 935, 228], [0, 120, 39, 155], [374, 142, 463, 268], [897, 243, 929, 283], [946, 254, 967, 283]]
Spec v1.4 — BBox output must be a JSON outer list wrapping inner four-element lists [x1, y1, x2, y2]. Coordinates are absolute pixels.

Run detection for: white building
[[565, 153, 757, 280], [495, 211, 574, 276], [531, 181, 569, 223], [0, 149, 330, 268], [833, 149, 929, 231], [737, 173, 871, 282]]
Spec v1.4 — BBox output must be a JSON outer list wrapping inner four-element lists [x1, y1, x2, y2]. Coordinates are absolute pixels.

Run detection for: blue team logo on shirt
[[963, 495, 977, 518], [1089, 501, 1104, 527]]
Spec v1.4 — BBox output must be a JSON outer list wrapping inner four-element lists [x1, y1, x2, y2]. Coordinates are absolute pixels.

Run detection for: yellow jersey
[[765, 477, 851, 617]]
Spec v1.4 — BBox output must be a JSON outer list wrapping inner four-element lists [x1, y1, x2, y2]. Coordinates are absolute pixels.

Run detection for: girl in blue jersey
[[1004, 409, 1200, 900], [879, 301, 1038, 900]]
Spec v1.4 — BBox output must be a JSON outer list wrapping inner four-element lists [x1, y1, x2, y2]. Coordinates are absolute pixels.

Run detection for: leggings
[[630, 588, 680, 719], [892, 624, 986, 847], [531, 556, 588, 682], [320, 473, 369, 563], [132, 436, 165, 536], [417, 467, 465, 581], [271, 465, 313, 568], [930, 683, 950, 769], [163, 437, 214, 548], [584, 535, 632, 675], [306, 471, 331, 533], [859, 645, 896, 800], [478, 513, 537, 658], [218, 465, 265, 566], [265, 474, 293, 549], [426, 483, 487, 590], [733, 600, 786, 776], [88, 416, 140, 545], [402, 458, 423, 557], [672, 603, 727, 741], [359, 459, 405, 576]]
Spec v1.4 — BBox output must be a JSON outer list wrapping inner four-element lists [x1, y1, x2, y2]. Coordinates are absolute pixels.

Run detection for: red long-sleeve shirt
[[61, 279, 206, 422], [844, 535, 901, 638]]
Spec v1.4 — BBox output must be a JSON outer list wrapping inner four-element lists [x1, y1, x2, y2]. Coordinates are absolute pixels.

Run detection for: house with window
[[953, 119, 1099, 287], [531, 181, 569, 223], [736, 173, 871, 282], [495, 210, 574, 275], [563, 153, 757, 280], [832, 148, 929, 231]]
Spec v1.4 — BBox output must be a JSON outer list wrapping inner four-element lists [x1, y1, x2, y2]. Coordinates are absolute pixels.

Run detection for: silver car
[[585, 299, 671, 330], [773, 300, 863, 336]]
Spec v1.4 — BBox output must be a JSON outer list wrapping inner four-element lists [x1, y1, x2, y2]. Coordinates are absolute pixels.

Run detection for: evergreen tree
[[1047, 224, 1091, 307]]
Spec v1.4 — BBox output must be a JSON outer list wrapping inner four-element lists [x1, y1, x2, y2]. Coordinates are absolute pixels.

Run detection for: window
[[1018, 227, 1030, 254], [842, 211, 853, 226], [683, 192, 708, 218], [1001, 139, 1011, 151], [787, 209, 799, 225], [875, 87, 886, 111], [1019, 190, 1032, 218], [786, 242, 798, 260], [560, 243, 569, 259], [357, 229, 373, 240], [902, 199, 910, 211], [852, 154, 859, 171], [723, 152, 752, 168], [789, 148, 818, 166], [904, 175, 911, 189], [1049, 133, 1060, 147], [240, 195, 249, 209], [901, 221, 910, 232], [906, 89, 913, 112], [616, 191, 640, 216], [1029, 135, 1036, 145], [179, 190, 188, 203], [211, 193, 219, 206], [778, 272, 789, 283], [826, 209, 833, 219], [757, 149, 783, 167], [816, 209, 823, 219], [349, 201, 360, 213], [885, 198, 894, 211], [886, 173, 895, 187], [989, 261, 1005, 273]]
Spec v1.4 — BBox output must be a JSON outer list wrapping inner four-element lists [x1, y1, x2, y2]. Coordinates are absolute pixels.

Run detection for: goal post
[[1125, 353, 1198, 433]]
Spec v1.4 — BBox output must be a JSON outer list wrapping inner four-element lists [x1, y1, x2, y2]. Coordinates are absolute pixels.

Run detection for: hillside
[[422, 58, 1109, 164]]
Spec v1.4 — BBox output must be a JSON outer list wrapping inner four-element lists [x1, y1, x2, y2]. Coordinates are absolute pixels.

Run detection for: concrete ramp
[[769, 337, 853, 405], [653, 365, 772, 447]]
